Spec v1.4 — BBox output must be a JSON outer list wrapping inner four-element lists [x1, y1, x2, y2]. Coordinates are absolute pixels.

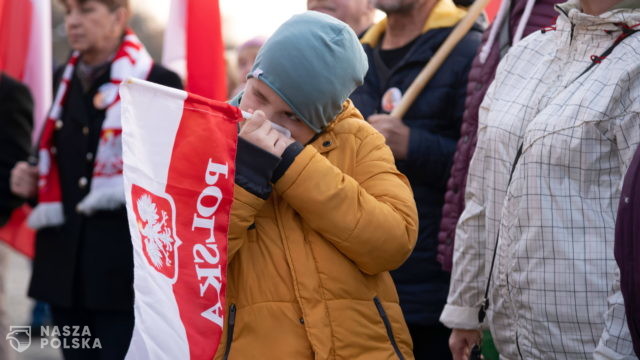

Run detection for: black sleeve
[[0, 74, 34, 225], [272, 142, 303, 183], [147, 65, 184, 90], [234, 138, 281, 199], [398, 35, 480, 189], [235, 138, 304, 199]]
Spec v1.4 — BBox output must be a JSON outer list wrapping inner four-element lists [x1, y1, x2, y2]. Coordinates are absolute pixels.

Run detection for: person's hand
[[368, 114, 410, 160], [11, 161, 39, 199], [449, 328, 482, 360], [239, 110, 294, 157]]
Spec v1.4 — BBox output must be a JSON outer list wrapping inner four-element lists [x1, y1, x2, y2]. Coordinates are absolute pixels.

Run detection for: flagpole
[[390, 0, 491, 119]]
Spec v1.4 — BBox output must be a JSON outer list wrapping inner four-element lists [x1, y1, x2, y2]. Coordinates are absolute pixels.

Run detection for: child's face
[[239, 78, 316, 144]]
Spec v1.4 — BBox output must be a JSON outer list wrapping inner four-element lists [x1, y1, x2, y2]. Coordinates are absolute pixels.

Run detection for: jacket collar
[[360, 0, 467, 47], [610, 0, 640, 10], [556, 0, 640, 27], [312, 100, 361, 154]]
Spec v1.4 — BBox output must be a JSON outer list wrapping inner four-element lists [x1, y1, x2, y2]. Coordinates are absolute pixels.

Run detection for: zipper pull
[[228, 304, 236, 326], [478, 298, 489, 323]]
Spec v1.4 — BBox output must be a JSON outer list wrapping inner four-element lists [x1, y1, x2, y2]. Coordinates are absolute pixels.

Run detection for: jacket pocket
[[222, 304, 237, 360], [373, 297, 405, 360]]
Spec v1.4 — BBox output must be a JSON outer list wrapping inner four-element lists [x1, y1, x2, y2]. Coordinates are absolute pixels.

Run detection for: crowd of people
[[1, 0, 639, 359]]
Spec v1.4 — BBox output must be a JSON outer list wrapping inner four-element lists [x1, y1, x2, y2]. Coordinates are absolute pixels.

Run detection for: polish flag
[[162, 0, 228, 100], [120, 78, 238, 359]]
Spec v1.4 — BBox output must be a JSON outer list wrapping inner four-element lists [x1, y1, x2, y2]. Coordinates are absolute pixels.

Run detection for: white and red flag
[[162, 0, 228, 100], [120, 78, 239, 359]]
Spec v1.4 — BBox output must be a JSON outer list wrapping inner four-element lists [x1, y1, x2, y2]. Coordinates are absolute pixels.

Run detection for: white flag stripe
[[24, 0, 52, 142], [161, 0, 187, 80], [121, 79, 190, 359], [121, 78, 187, 193]]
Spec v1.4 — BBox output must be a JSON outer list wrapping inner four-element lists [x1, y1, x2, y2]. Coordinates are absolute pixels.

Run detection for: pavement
[[5, 243, 62, 360]]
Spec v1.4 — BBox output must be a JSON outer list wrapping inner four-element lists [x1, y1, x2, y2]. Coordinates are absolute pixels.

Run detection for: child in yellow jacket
[[219, 11, 419, 360]]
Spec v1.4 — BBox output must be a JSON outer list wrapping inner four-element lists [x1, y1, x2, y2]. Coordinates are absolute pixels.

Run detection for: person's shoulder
[[54, 64, 66, 79], [616, 34, 640, 65], [51, 64, 67, 88], [510, 27, 555, 56], [330, 103, 379, 141], [487, 29, 556, 93], [147, 64, 183, 90], [494, 27, 555, 75], [452, 26, 484, 58], [0, 73, 32, 102], [415, 26, 481, 60]]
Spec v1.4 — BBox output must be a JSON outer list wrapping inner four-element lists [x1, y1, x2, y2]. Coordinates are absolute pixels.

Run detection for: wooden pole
[[390, 0, 492, 118]]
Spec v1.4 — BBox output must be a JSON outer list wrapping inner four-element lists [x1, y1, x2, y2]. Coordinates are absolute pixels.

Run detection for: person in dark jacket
[[1, 73, 33, 226], [1, 72, 33, 360], [10, 0, 181, 358], [615, 142, 640, 357], [350, 0, 481, 358]]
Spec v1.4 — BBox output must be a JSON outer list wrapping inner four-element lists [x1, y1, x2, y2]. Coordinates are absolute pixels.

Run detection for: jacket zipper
[[373, 297, 405, 360], [569, 23, 575, 45], [515, 331, 524, 359], [222, 304, 237, 360], [556, 6, 574, 45]]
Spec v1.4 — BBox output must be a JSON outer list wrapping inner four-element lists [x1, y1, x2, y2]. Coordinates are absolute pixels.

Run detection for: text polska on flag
[[120, 78, 239, 360]]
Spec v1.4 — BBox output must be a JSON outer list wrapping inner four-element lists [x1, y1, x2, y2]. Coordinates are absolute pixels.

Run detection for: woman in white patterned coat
[[441, 0, 640, 359]]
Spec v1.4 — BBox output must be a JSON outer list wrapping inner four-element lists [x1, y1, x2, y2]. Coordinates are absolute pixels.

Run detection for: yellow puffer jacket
[[215, 101, 418, 360]]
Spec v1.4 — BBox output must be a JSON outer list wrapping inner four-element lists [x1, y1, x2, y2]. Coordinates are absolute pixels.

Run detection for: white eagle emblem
[[135, 191, 177, 276]]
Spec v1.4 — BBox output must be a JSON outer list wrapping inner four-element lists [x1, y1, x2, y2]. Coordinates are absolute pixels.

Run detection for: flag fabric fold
[[121, 78, 239, 360], [0, 205, 35, 258]]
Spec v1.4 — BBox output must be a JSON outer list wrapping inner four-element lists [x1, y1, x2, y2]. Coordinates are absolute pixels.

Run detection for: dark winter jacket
[[29, 61, 182, 311], [437, 0, 561, 271], [351, 0, 481, 325], [615, 142, 640, 357], [0, 73, 33, 226]]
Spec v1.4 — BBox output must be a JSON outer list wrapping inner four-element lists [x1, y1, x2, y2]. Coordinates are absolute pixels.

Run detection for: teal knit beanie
[[246, 11, 368, 133]]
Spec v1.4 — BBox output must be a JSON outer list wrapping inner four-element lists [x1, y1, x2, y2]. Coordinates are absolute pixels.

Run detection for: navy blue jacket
[[351, 22, 481, 325]]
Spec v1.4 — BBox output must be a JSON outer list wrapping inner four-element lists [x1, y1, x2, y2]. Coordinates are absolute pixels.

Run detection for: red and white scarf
[[29, 29, 153, 230]]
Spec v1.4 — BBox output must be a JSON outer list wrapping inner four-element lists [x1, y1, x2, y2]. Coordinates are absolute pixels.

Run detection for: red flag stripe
[[186, 0, 228, 100], [0, 0, 32, 79], [165, 92, 239, 359]]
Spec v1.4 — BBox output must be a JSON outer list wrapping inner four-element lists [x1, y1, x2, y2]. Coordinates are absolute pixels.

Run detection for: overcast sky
[[133, 0, 307, 45]]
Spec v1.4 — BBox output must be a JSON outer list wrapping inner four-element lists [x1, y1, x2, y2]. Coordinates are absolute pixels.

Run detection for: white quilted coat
[[440, 1, 640, 359]]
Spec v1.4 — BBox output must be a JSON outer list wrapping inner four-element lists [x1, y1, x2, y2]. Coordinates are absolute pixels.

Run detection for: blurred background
[[52, 0, 310, 64]]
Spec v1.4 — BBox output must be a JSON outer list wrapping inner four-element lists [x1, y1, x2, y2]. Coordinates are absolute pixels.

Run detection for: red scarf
[[29, 29, 153, 229]]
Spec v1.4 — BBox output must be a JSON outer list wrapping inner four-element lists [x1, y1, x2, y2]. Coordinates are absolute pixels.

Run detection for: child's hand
[[239, 110, 294, 157]]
